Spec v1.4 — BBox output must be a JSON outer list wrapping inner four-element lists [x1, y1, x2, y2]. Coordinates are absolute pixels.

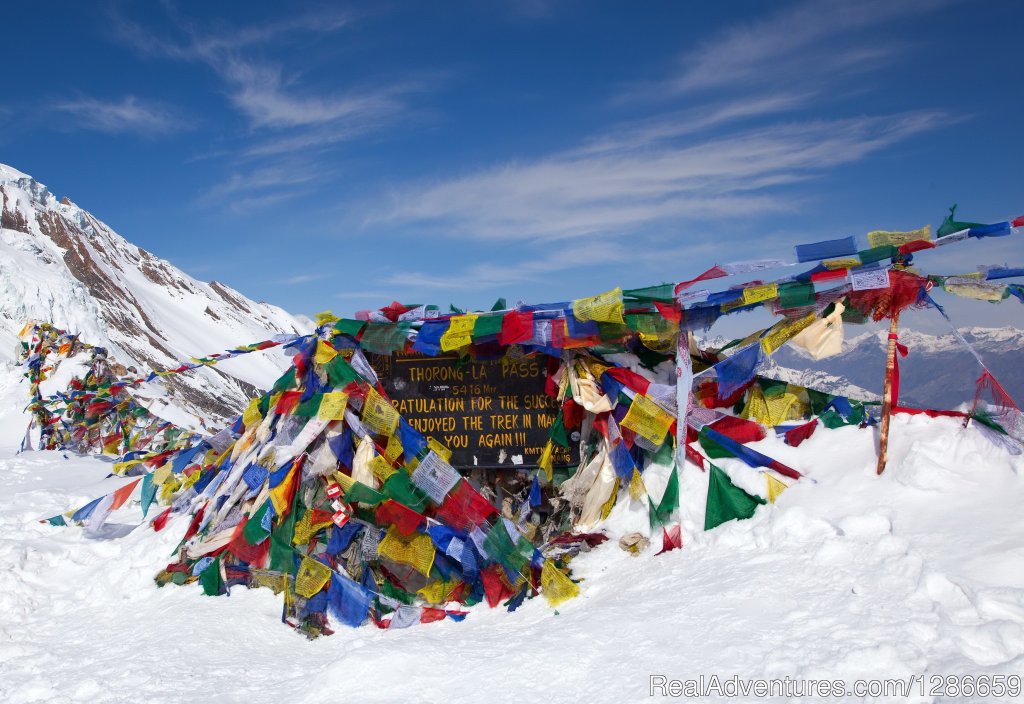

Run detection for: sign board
[[369, 352, 578, 469]]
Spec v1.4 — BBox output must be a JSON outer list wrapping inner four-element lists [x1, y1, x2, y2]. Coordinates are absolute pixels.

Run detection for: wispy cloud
[[196, 162, 322, 212], [110, 6, 434, 207], [52, 96, 184, 135], [372, 110, 950, 242], [111, 7, 423, 137], [632, 0, 948, 98], [382, 240, 719, 292], [276, 273, 326, 285]]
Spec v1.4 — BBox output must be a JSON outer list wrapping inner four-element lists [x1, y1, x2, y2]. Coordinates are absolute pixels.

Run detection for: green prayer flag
[[704, 464, 765, 531], [360, 322, 411, 354], [200, 556, 223, 596], [271, 368, 297, 394], [779, 281, 815, 309], [856, 245, 897, 265], [938, 204, 985, 238], [623, 283, 676, 303], [649, 467, 679, 528], [269, 489, 302, 573], [490, 298, 507, 311], [484, 520, 527, 574], [549, 410, 569, 448], [380, 578, 416, 606], [345, 481, 385, 506], [698, 427, 732, 459], [46, 515, 67, 526], [140, 473, 156, 518], [473, 314, 503, 339], [325, 356, 361, 388], [243, 502, 271, 545], [382, 472, 429, 513], [333, 319, 366, 337], [293, 393, 323, 418]]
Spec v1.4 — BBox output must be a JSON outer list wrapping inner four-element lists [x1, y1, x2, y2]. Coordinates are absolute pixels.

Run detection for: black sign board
[[369, 352, 578, 469]]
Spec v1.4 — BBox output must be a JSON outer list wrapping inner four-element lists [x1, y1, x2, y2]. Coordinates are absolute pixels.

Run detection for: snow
[[2, 358, 1023, 703]]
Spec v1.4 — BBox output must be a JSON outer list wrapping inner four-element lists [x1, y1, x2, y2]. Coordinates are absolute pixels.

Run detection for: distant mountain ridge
[[0, 163, 308, 423], [771, 326, 1024, 410]]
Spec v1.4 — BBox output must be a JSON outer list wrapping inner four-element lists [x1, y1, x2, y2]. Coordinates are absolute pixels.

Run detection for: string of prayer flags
[[31, 200, 1024, 639]]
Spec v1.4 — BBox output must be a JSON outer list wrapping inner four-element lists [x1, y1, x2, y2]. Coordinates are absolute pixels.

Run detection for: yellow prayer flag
[[822, 257, 861, 270], [269, 462, 298, 517], [742, 283, 779, 305], [314, 340, 338, 365], [538, 442, 554, 483], [866, 225, 930, 249], [440, 313, 478, 352], [377, 526, 435, 577], [760, 312, 816, 355], [384, 432, 404, 461], [541, 559, 580, 607], [293, 510, 335, 546], [628, 468, 647, 501], [294, 556, 332, 598], [620, 393, 674, 447], [427, 438, 452, 462], [316, 391, 349, 421], [572, 287, 625, 324], [332, 471, 355, 493], [766, 474, 789, 504], [362, 388, 399, 435], [314, 310, 340, 327], [418, 579, 463, 605], [369, 453, 397, 483], [152, 463, 172, 486]]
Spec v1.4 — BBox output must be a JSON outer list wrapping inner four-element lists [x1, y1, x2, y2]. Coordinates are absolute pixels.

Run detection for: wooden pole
[[876, 312, 900, 475]]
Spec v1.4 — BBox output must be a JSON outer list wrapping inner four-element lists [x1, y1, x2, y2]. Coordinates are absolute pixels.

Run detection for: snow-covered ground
[[1, 357, 1023, 703]]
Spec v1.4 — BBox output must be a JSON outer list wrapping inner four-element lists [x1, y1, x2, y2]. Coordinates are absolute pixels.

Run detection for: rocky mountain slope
[[0, 163, 307, 424]]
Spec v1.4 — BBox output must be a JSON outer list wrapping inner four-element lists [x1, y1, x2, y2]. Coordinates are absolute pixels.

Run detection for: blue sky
[[2, 0, 1022, 334]]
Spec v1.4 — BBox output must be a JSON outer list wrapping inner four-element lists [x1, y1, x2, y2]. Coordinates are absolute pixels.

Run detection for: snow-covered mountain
[[0, 162, 309, 423], [773, 326, 1024, 410]]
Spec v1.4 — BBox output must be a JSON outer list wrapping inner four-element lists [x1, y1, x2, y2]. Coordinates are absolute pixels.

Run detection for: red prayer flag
[[434, 480, 496, 532], [656, 525, 682, 555], [605, 367, 651, 395], [375, 500, 425, 536], [109, 478, 141, 511], [419, 607, 447, 624], [151, 506, 173, 532], [498, 311, 534, 345], [784, 419, 818, 447], [275, 390, 302, 415]]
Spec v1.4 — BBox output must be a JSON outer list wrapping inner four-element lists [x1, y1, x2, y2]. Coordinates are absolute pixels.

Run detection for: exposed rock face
[[0, 163, 309, 426]]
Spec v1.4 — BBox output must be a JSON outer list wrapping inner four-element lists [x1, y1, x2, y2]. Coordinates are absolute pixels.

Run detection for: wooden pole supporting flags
[[876, 312, 900, 475]]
